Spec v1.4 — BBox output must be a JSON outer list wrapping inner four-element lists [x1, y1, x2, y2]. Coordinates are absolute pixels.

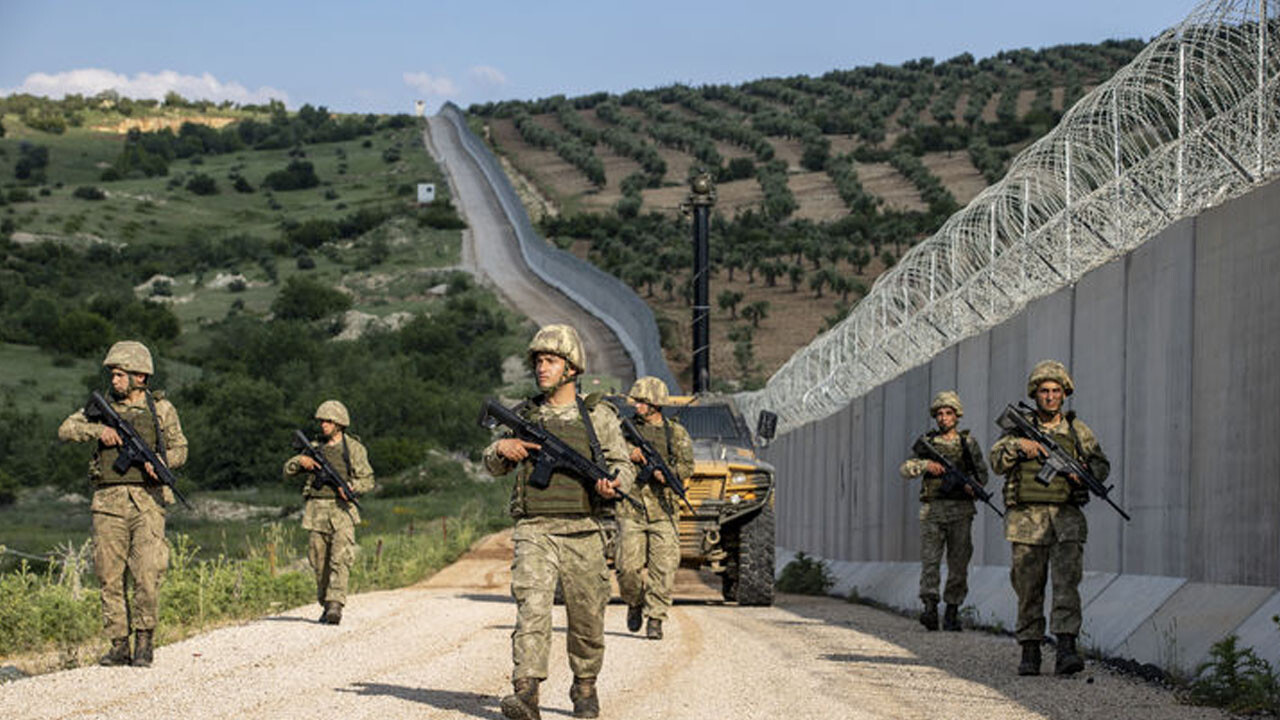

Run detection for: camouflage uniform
[[57, 341, 187, 656], [616, 377, 694, 629], [900, 430, 987, 606], [484, 325, 634, 719], [284, 401, 375, 613], [990, 362, 1109, 649]]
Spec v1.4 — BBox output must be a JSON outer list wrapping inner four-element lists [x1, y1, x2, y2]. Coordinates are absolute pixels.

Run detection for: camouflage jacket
[[58, 392, 187, 515], [285, 434, 375, 529], [899, 430, 988, 503], [627, 414, 695, 522], [483, 394, 635, 534]]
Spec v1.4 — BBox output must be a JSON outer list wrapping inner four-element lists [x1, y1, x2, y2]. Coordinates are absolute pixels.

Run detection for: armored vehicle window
[[667, 405, 751, 445]]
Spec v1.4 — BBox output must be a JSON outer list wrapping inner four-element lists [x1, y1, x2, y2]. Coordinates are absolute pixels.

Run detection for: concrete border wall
[[765, 179, 1280, 671], [437, 103, 679, 391]]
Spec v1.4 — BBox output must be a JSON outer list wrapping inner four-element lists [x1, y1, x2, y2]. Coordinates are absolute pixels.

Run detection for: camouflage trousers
[[308, 519, 357, 606], [510, 521, 610, 682], [92, 506, 169, 638], [1010, 541, 1084, 643], [918, 502, 975, 605], [616, 513, 679, 621]]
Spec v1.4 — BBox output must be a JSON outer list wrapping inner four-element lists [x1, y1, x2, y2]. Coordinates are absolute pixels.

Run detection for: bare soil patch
[[789, 171, 849, 222], [768, 137, 807, 171], [856, 162, 927, 212], [827, 134, 861, 156], [921, 151, 989, 206], [655, 146, 695, 182], [1015, 89, 1036, 117], [489, 117, 595, 198]]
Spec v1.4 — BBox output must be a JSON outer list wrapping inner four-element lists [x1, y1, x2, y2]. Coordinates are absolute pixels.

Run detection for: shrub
[[185, 173, 218, 195], [270, 275, 352, 321], [261, 160, 319, 191], [72, 186, 106, 201], [232, 176, 255, 193], [776, 552, 834, 595], [1189, 635, 1280, 714]]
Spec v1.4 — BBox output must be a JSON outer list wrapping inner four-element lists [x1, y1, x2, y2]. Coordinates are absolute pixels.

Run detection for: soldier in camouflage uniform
[[617, 376, 694, 641], [990, 360, 1109, 676], [58, 341, 187, 668], [484, 324, 635, 720], [284, 400, 375, 625], [899, 391, 988, 632]]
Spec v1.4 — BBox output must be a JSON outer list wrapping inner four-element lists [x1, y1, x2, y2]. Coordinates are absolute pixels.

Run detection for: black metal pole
[[687, 173, 715, 394]]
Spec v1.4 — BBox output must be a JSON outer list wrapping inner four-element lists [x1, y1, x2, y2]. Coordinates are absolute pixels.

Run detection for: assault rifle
[[910, 436, 1004, 518], [477, 398, 643, 512], [84, 391, 190, 509], [617, 413, 695, 514], [291, 430, 361, 508], [995, 402, 1130, 521]]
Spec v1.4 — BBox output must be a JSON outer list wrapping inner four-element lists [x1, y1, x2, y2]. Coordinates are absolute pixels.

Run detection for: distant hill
[[466, 39, 1146, 390]]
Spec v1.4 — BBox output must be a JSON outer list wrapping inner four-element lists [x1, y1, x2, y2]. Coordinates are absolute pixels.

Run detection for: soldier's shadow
[[338, 683, 504, 719]]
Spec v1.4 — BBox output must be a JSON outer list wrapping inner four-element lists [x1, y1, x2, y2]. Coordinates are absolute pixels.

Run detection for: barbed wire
[[737, 0, 1280, 434]]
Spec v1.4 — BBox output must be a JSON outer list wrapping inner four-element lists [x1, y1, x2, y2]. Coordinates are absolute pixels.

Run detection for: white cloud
[[1, 68, 288, 105], [468, 65, 508, 86], [402, 71, 458, 97]]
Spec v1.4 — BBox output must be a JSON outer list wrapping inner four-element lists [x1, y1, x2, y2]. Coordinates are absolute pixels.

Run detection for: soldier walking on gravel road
[[617, 376, 694, 641], [899, 391, 988, 633], [483, 324, 635, 720], [58, 341, 188, 668], [990, 361, 1110, 676], [284, 400, 375, 626]]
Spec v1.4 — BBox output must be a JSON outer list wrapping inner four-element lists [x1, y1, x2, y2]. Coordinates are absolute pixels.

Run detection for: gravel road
[[422, 116, 634, 388], [1, 530, 1228, 720]]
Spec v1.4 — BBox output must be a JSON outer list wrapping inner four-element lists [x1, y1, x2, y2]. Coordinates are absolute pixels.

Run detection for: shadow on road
[[339, 682, 504, 719]]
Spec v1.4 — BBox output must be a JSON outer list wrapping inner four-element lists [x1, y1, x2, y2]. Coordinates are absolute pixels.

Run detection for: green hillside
[[466, 40, 1146, 389]]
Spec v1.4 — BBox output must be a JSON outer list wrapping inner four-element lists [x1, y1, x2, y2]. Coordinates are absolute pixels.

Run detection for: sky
[[0, 0, 1195, 114]]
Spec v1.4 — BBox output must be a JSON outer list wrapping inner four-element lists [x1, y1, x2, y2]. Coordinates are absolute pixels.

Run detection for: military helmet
[[930, 390, 963, 417], [315, 400, 351, 427], [1027, 360, 1074, 397], [527, 324, 585, 374], [629, 376, 669, 406], [103, 341, 154, 375]]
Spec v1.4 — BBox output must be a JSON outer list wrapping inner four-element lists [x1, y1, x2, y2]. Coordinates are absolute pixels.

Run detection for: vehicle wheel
[[733, 506, 775, 606]]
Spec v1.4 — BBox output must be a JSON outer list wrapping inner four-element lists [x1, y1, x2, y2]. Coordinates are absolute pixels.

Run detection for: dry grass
[[921, 151, 987, 206], [789, 171, 849, 222], [856, 162, 927, 212]]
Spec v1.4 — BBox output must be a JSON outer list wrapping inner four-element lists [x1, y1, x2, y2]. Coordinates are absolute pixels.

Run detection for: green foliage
[[71, 185, 106, 201], [1189, 635, 1280, 715], [776, 551, 834, 595], [185, 173, 218, 196], [14, 143, 50, 181], [417, 199, 467, 230], [270, 275, 352, 320], [261, 160, 320, 191]]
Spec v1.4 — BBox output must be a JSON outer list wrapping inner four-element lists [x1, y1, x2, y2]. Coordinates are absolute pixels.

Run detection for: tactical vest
[[516, 402, 598, 516], [634, 417, 675, 487], [94, 400, 160, 486], [920, 431, 977, 502], [304, 440, 354, 500], [1003, 417, 1090, 506]]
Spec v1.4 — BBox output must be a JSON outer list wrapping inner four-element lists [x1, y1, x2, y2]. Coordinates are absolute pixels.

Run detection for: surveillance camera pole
[[684, 172, 716, 394]]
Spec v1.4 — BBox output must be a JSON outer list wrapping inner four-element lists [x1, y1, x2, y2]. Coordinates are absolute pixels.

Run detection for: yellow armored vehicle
[[664, 394, 778, 605]]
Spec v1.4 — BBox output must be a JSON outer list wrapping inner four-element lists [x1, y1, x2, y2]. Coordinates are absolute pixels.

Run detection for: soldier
[[58, 341, 187, 668], [284, 400, 375, 625], [617, 376, 694, 641], [990, 360, 1109, 676], [484, 324, 635, 720], [899, 390, 988, 632]]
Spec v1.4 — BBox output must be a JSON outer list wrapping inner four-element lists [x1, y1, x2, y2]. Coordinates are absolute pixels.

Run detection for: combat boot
[[943, 603, 962, 631], [1018, 641, 1041, 676], [131, 630, 154, 668], [626, 603, 643, 633], [919, 602, 939, 631], [1055, 634, 1084, 675], [646, 618, 663, 640], [323, 601, 343, 625], [500, 678, 541, 720], [569, 677, 599, 719], [99, 636, 131, 666]]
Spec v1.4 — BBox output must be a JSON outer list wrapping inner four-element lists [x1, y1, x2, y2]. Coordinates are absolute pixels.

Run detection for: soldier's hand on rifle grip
[[143, 462, 158, 481], [298, 456, 320, 471], [1017, 438, 1047, 459], [595, 477, 621, 499], [99, 427, 122, 447], [629, 446, 645, 464], [925, 461, 946, 477], [497, 438, 540, 462]]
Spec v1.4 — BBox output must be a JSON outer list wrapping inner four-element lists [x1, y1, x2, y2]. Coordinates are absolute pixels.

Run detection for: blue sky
[[1, 0, 1193, 114]]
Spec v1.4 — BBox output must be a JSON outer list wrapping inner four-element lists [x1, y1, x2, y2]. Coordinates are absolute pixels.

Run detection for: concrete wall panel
[[1071, 258, 1128, 573], [880, 376, 910, 559], [1123, 218, 1194, 577]]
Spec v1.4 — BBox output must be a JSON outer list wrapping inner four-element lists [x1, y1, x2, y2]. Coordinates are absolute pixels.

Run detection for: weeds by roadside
[[776, 552, 834, 595]]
